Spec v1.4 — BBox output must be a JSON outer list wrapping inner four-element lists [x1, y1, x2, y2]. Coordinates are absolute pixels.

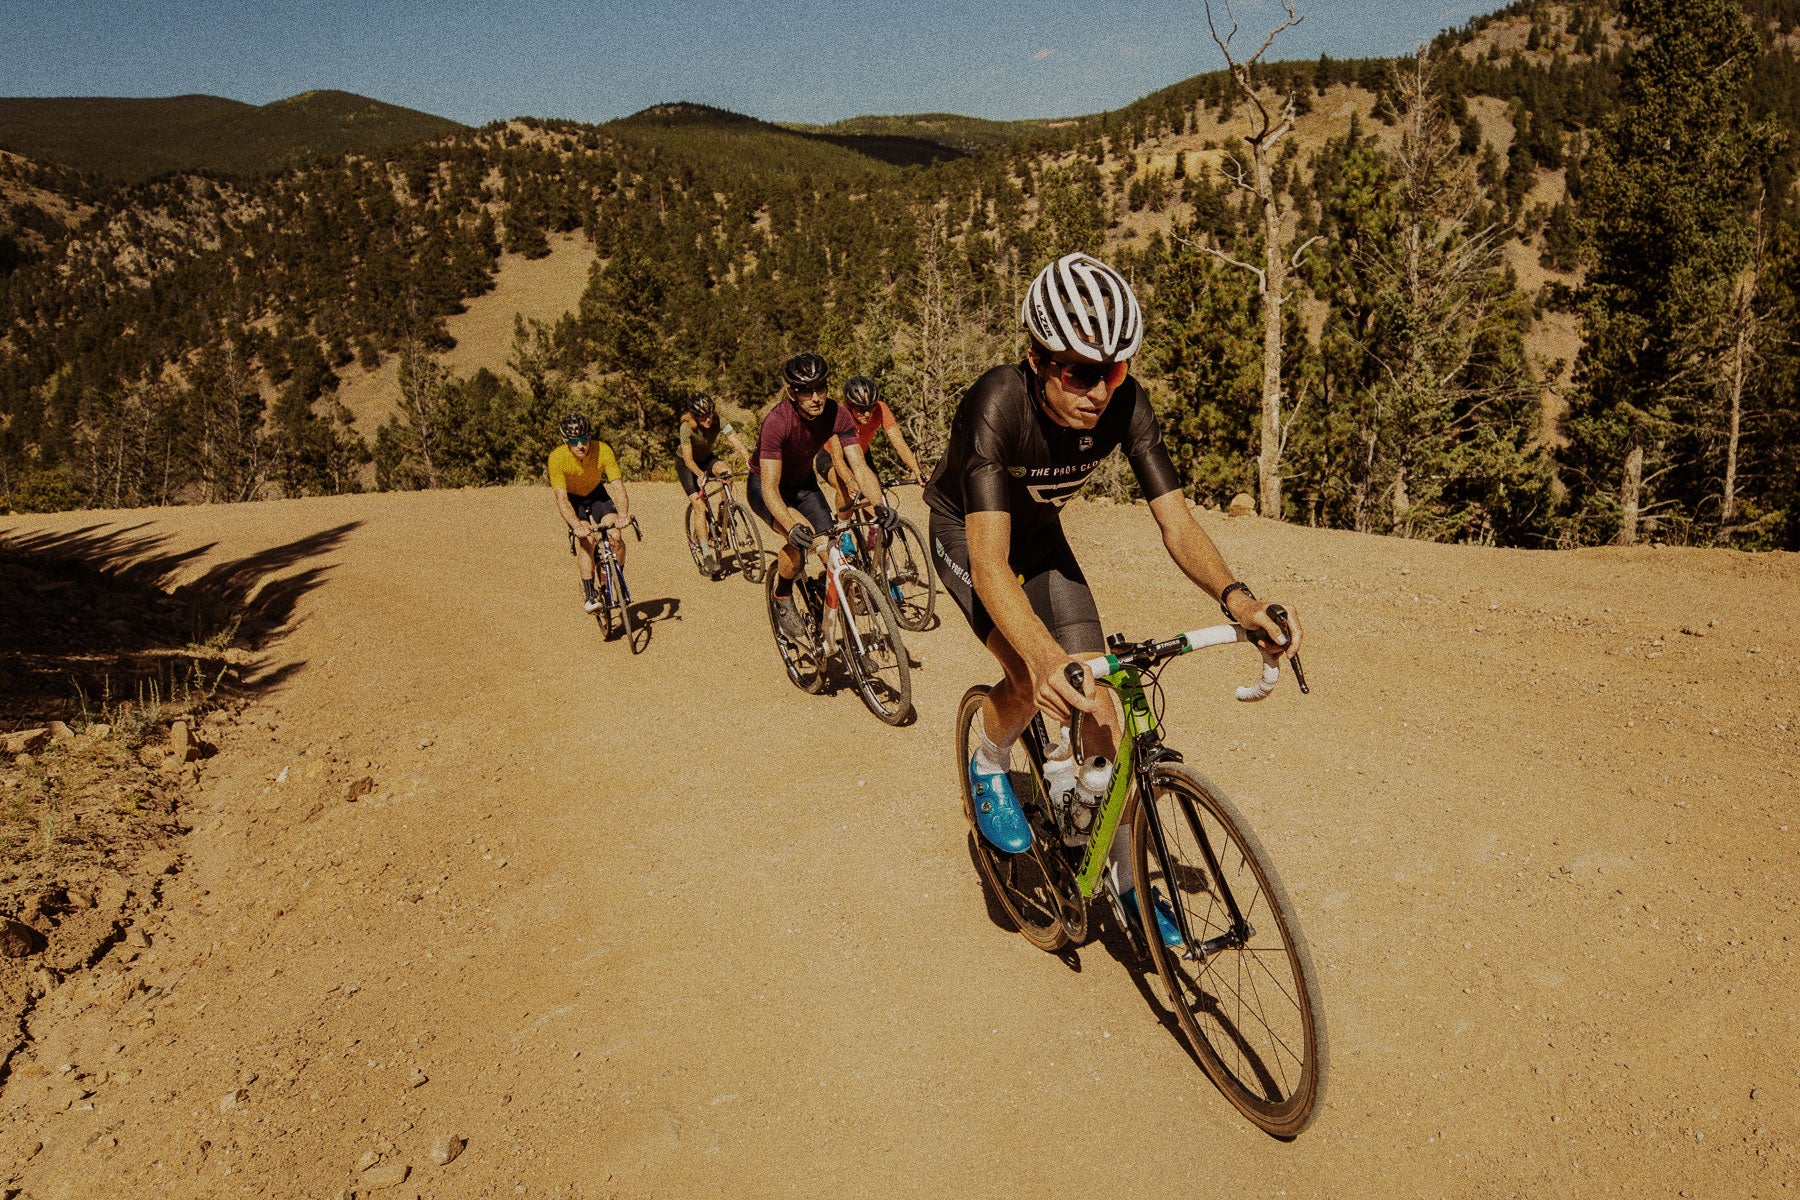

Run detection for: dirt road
[[2, 484, 1796, 1198]]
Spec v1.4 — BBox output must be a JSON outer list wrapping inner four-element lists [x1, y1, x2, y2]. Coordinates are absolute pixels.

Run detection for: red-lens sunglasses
[[1044, 357, 1129, 392]]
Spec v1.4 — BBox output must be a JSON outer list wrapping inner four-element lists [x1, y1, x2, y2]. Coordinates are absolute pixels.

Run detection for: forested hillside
[[0, 91, 466, 184], [2, 0, 1797, 549]]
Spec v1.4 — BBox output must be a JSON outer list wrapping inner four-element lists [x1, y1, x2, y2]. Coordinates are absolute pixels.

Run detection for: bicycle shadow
[[597, 596, 681, 655]]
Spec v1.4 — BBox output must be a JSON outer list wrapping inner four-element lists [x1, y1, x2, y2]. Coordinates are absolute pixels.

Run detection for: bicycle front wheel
[[838, 567, 912, 725], [683, 502, 711, 577], [764, 565, 825, 693], [882, 516, 936, 632], [1133, 764, 1326, 1137], [954, 687, 1075, 952], [729, 502, 767, 583]]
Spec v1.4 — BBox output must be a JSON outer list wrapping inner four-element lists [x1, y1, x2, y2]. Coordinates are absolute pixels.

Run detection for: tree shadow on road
[[0, 520, 361, 725]]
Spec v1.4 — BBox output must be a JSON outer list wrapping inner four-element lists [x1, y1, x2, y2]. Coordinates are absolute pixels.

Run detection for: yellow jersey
[[547, 441, 621, 498]]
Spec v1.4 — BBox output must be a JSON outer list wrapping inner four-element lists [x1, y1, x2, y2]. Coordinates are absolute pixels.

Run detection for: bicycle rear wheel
[[728, 502, 766, 582], [954, 688, 1080, 952], [764, 565, 826, 693], [838, 567, 912, 725], [881, 516, 936, 632], [1132, 764, 1325, 1137]]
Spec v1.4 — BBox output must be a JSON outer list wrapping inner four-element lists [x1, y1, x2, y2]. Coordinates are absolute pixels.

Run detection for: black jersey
[[925, 362, 1182, 548]]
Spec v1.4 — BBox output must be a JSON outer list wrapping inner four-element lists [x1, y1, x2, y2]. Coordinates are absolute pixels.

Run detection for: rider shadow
[[961, 834, 1214, 1082]]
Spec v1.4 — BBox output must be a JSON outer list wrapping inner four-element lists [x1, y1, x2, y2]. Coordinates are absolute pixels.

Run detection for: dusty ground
[[0, 483, 1796, 1199]]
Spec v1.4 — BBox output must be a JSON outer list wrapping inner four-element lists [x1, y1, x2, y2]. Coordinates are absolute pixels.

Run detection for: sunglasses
[[1043, 357, 1130, 391], [791, 386, 828, 399], [566, 438, 591, 447]]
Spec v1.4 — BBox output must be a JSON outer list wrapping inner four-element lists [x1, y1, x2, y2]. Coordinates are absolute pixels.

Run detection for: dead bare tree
[[1719, 194, 1765, 531], [1197, 0, 1315, 519]]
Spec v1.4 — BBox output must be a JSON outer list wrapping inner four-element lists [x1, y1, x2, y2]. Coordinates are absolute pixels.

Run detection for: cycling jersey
[[548, 442, 621, 498], [751, 397, 855, 483], [678, 414, 734, 463], [924, 362, 1181, 550], [848, 401, 900, 454]]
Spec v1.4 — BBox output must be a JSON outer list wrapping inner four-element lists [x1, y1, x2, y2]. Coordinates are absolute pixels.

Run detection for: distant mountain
[[0, 90, 465, 183], [608, 102, 961, 175], [786, 112, 1064, 157]]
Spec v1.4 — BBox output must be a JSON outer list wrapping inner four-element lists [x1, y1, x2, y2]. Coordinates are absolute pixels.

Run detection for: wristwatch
[[1218, 581, 1255, 619]]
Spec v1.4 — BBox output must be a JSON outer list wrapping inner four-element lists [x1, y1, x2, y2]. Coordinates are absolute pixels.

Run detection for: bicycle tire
[[954, 687, 1076, 952], [682, 501, 712, 577], [838, 567, 913, 725], [611, 557, 637, 648], [882, 516, 937, 632], [1132, 764, 1326, 1137], [764, 564, 826, 693], [728, 502, 766, 583]]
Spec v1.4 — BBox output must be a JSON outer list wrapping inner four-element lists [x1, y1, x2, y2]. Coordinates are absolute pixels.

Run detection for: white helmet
[[1021, 251, 1143, 363]]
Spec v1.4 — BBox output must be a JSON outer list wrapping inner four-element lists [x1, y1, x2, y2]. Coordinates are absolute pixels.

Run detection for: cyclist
[[677, 391, 751, 571], [749, 352, 891, 640], [926, 251, 1303, 937], [549, 413, 632, 613], [813, 375, 926, 509]]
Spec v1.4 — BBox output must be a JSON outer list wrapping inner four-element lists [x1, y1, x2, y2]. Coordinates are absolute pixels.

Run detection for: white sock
[[972, 711, 1016, 776]]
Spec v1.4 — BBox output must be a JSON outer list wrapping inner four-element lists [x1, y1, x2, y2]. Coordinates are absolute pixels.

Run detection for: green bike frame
[[1070, 661, 1155, 899]]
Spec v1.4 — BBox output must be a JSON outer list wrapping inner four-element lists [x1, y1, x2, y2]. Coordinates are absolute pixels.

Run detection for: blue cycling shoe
[[889, 581, 905, 604], [1120, 887, 1185, 948], [968, 758, 1033, 854]]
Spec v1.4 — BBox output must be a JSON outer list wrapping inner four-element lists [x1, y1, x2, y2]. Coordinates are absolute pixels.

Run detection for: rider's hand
[[1030, 650, 1097, 724], [873, 504, 900, 533], [913, 471, 926, 487], [787, 522, 817, 552], [1231, 594, 1304, 658], [711, 462, 731, 478]]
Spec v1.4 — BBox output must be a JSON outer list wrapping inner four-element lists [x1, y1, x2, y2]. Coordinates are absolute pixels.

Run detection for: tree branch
[[1177, 233, 1266, 293]]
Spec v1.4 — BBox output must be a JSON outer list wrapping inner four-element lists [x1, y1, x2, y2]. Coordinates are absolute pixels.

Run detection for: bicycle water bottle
[[1065, 755, 1112, 845], [1040, 726, 1080, 846], [825, 540, 843, 609]]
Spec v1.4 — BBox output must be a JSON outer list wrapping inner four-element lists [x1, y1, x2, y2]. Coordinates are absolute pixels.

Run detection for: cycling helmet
[[844, 375, 879, 412], [782, 352, 830, 392], [559, 413, 592, 442], [1021, 251, 1143, 363], [685, 391, 715, 420]]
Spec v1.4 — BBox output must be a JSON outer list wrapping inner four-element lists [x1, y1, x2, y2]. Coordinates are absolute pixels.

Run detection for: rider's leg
[[575, 528, 597, 581]]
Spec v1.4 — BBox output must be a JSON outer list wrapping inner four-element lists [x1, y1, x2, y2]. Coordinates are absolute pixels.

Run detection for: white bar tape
[[1236, 660, 1282, 703]]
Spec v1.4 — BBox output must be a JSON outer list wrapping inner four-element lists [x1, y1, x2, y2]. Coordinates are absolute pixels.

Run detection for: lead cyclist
[[924, 251, 1305, 937]]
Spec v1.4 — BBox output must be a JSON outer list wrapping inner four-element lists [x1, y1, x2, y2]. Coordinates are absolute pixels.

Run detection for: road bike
[[865, 480, 936, 631], [683, 470, 765, 583], [954, 613, 1324, 1137], [569, 516, 642, 644], [765, 513, 913, 726]]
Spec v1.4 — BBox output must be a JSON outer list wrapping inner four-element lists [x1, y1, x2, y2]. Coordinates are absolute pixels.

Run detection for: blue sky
[[2, 1, 1504, 126]]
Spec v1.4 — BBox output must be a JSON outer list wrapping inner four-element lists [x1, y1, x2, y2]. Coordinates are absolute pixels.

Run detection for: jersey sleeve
[[1123, 385, 1182, 503], [879, 402, 902, 436], [596, 443, 622, 484], [756, 405, 788, 463], [962, 370, 1022, 514], [546, 449, 568, 491], [831, 403, 855, 441], [677, 420, 693, 452]]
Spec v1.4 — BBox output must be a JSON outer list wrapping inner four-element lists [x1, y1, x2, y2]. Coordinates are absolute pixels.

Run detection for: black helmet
[[686, 391, 715, 420], [782, 352, 829, 392], [559, 413, 592, 442], [844, 375, 879, 412]]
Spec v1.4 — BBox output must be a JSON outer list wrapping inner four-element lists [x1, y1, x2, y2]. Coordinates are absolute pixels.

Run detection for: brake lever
[[1260, 603, 1308, 694]]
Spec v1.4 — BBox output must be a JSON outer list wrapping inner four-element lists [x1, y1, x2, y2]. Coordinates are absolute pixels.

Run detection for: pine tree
[[1561, 0, 1778, 545]]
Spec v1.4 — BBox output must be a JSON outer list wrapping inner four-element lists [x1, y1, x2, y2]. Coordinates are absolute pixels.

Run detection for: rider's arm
[[1124, 386, 1299, 653], [605, 476, 630, 524], [677, 419, 702, 477], [967, 509, 1096, 717], [727, 430, 751, 467], [881, 404, 925, 481], [836, 440, 884, 510], [553, 487, 584, 532], [760, 458, 803, 536]]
